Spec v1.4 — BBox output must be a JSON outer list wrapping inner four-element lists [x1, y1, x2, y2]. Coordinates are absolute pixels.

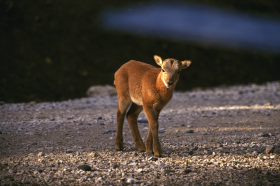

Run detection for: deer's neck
[[156, 72, 175, 99]]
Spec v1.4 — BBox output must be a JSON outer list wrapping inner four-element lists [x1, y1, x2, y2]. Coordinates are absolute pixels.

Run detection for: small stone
[[192, 146, 198, 151], [31, 142, 38, 145], [181, 124, 185, 127], [129, 162, 136, 166], [103, 130, 116, 134], [187, 125, 193, 128], [164, 150, 173, 154], [183, 169, 192, 174], [257, 147, 265, 153], [8, 169, 16, 174], [164, 169, 173, 174], [204, 150, 212, 155], [158, 130, 165, 133], [113, 163, 119, 169], [100, 123, 105, 125], [266, 145, 275, 154], [126, 178, 135, 184], [188, 151, 194, 155], [137, 119, 148, 123], [258, 133, 270, 137], [186, 129, 194, 133], [98, 116, 102, 120], [220, 148, 230, 153], [86, 85, 117, 97], [77, 164, 92, 171], [209, 124, 218, 127], [149, 157, 158, 161], [66, 150, 74, 154], [38, 152, 44, 157]]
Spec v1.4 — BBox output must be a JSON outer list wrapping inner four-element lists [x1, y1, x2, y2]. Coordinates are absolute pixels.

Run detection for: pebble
[[37, 152, 44, 157], [203, 131, 212, 135], [77, 165, 91, 171], [186, 129, 194, 133], [209, 124, 218, 127], [258, 133, 270, 137], [149, 157, 158, 161], [183, 169, 192, 174], [192, 146, 198, 151], [112, 163, 119, 169], [103, 130, 116, 134], [126, 178, 135, 184], [266, 145, 275, 154], [158, 130, 165, 133], [137, 119, 148, 123]]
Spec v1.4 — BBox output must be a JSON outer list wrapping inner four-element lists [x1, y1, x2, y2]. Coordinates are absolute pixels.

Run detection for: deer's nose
[[167, 80, 173, 86]]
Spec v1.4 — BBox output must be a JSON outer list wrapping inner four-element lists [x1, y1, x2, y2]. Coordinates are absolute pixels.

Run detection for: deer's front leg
[[145, 128, 153, 153], [144, 105, 162, 157]]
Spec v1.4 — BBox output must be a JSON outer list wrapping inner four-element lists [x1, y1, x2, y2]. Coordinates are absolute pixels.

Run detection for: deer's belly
[[131, 95, 143, 106]]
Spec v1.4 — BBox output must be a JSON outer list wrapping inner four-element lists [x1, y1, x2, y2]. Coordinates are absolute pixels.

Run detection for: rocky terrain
[[0, 82, 280, 185]]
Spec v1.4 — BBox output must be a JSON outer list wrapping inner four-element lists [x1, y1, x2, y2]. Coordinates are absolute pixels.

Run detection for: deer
[[114, 55, 191, 157]]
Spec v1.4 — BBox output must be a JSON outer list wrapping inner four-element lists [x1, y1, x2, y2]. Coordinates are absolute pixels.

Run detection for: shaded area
[[0, 0, 280, 103]]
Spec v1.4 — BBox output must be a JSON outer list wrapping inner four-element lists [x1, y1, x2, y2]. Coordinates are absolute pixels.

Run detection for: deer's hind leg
[[115, 77, 131, 151], [126, 103, 145, 152]]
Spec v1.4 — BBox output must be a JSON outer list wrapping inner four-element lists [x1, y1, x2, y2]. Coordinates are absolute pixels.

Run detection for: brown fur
[[114, 55, 191, 157]]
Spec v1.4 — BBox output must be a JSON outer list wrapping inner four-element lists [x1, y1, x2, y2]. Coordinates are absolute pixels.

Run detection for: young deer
[[114, 55, 191, 157]]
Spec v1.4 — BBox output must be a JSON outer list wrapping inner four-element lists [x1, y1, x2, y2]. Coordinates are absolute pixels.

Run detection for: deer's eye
[[162, 69, 165, 73]]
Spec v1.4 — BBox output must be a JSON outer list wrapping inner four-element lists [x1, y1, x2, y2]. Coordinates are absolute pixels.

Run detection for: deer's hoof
[[116, 144, 123, 151], [138, 146, 146, 152], [154, 151, 163, 157]]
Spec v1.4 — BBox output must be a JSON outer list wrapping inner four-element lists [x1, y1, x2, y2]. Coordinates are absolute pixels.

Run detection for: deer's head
[[154, 55, 191, 89]]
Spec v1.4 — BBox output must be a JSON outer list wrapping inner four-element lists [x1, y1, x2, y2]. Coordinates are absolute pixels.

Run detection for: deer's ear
[[154, 55, 163, 67], [181, 60, 191, 69]]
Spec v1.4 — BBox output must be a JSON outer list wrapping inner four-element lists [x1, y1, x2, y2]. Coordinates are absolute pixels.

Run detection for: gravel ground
[[1, 82, 280, 186]]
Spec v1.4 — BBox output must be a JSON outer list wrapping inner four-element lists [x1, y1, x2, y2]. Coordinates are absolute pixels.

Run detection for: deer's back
[[114, 60, 160, 105]]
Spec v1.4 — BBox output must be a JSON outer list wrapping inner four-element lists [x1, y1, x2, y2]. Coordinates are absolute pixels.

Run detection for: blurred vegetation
[[0, 0, 280, 103]]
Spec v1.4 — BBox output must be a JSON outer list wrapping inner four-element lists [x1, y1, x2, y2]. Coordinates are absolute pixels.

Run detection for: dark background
[[1, 0, 280, 103]]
